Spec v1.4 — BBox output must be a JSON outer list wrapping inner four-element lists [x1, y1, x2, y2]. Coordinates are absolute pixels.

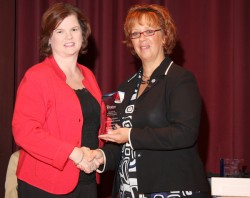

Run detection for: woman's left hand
[[99, 124, 130, 144]]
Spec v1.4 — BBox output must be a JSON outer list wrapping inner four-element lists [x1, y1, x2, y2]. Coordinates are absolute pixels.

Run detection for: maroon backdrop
[[1, 0, 250, 197]]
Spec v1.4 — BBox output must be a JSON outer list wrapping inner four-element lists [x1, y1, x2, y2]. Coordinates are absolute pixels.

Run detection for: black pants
[[18, 179, 97, 198]]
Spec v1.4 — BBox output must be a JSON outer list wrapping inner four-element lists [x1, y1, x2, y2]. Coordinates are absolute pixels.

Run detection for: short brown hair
[[39, 2, 91, 57], [124, 4, 177, 55]]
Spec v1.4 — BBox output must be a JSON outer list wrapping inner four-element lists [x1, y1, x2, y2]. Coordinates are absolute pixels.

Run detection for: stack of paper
[[211, 177, 250, 197]]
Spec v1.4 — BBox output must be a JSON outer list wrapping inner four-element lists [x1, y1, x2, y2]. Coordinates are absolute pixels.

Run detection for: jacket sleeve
[[100, 142, 121, 171], [130, 70, 202, 150], [12, 70, 74, 170]]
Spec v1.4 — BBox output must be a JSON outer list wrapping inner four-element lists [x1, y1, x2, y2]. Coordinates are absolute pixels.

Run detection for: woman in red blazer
[[12, 2, 106, 197]]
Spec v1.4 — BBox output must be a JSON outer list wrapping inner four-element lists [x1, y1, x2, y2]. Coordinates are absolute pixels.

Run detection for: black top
[[74, 88, 100, 184]]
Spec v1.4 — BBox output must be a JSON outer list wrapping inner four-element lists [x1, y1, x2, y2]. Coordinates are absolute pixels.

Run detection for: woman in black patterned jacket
[[91, 4, 210, 198]]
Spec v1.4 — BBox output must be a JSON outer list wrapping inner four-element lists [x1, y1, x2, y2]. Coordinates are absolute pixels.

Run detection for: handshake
[[69, 147, 104, 174], [69, 125, 131, 174]]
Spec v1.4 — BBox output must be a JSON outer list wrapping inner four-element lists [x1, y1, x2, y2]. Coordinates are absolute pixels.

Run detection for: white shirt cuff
[[96, 149, 106, 173]]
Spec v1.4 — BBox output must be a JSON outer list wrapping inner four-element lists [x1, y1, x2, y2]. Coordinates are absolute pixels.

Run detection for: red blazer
[[12, 56, 106, 194]]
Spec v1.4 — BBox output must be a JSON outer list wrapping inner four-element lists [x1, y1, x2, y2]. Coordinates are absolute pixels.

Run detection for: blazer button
[[137, 153, 142, 157]]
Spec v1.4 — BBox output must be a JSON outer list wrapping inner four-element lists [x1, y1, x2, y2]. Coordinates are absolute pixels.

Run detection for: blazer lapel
[[139, 57, 174, 96]]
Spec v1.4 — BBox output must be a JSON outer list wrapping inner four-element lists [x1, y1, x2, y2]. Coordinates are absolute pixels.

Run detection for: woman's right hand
[[69, 147, 94, 173]]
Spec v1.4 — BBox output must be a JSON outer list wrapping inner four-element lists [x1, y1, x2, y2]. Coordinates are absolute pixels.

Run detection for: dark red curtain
[[0, 0, 15, 196], [1, 0, 250, 197]]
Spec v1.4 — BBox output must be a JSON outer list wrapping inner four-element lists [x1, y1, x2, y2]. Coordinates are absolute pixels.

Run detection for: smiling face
[[130, 16, 165, 64], [50, 14, 83, 58]]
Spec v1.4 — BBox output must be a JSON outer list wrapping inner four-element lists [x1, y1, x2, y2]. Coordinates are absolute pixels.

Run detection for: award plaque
[[102, 91, 124, 132]]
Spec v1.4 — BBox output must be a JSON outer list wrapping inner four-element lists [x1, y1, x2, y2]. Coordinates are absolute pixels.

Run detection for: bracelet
[[74, 152, 84, 166]]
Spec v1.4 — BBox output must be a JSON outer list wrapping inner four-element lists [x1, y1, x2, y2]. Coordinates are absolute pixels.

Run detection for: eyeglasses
[[129, 29, 161, 39]]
